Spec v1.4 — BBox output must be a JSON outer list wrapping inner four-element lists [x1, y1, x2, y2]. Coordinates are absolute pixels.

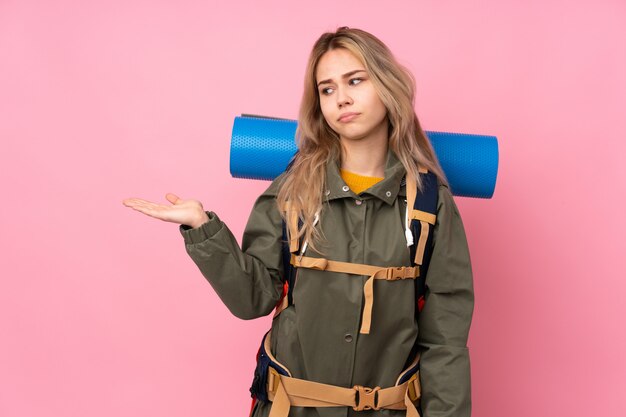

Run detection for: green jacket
[[179, 150, 474, 417]]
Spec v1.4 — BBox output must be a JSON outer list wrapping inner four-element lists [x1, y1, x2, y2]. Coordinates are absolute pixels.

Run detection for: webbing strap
[[414, 221, 430, 266], [267, 368, 421, 417], [290, 255, 419, 334], [406, 174, 436, 266], [409, 210, 436, 225], [273, 294, 289, 318]]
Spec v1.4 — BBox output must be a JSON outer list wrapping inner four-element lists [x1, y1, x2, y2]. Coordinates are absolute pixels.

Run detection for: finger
[[123, 200, 170, 215], [128, 200, 169, 211], [123, 198, 155, 207], [165, 193, 181, 205], [127, 204, 169, 220], [122, 198, 138, 206]]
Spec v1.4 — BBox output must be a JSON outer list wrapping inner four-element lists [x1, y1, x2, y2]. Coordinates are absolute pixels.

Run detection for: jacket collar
[[324, 149, 407, 205]]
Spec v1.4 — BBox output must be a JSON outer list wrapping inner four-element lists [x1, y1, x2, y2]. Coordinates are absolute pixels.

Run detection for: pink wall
[[1, 1, 624, 416]]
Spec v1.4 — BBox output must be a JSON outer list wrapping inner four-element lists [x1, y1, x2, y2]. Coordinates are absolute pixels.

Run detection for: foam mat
[[230, 115, 498, 198]]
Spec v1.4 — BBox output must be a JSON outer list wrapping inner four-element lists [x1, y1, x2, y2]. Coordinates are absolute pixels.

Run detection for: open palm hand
[[122, 193, 208, 228]]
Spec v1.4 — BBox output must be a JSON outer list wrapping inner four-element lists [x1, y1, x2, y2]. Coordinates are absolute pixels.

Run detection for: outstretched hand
[[122, 193, 209, 229]]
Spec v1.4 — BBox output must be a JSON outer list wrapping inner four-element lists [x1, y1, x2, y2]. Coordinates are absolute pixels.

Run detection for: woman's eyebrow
[[317, 69, 366, 87]]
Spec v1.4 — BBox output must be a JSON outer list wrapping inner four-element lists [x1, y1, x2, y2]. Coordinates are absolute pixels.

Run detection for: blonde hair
[[277, 27, 447, 252]]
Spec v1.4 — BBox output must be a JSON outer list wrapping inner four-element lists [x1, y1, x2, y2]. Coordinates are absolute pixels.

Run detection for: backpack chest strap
[[290, 254, 420, 334]]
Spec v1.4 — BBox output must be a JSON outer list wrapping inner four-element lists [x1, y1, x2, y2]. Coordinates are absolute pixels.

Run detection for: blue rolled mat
[[230, 114, 498, 198]]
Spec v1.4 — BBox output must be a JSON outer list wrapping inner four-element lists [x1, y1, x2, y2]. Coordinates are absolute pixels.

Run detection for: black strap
[[409, 172, 439, 301]]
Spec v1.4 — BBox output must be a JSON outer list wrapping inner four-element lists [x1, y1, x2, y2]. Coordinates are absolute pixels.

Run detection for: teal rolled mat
[[230, 114, 498, 198]]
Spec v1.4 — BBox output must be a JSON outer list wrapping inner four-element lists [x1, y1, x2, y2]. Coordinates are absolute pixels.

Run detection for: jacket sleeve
[[178, 191, 285, 320], [417, 184, 474, 417]]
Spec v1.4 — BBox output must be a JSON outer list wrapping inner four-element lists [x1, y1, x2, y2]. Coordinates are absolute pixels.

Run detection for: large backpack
[[249, 170, 439, 415]]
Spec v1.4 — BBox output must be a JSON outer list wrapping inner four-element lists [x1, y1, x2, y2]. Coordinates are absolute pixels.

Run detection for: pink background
[[1, 1, 625, 416]]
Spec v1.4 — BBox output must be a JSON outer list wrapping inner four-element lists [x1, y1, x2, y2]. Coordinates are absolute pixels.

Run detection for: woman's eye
[[349, 78, 363, 86], [321, 87, 334, 95]]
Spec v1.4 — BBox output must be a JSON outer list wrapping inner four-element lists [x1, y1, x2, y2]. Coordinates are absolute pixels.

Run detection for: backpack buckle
[[385, 267, 414, 280], [352, 385, 381, 411], [406, 373, 421, 402]]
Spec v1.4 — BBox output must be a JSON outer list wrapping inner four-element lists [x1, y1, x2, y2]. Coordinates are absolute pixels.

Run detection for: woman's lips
[[338, 112, 360, 122]]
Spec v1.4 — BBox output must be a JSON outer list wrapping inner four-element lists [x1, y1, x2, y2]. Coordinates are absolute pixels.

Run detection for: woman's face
[[315, 48, 388, 145]]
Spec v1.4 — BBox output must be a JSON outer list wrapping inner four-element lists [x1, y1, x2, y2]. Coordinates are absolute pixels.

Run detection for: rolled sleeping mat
[[230, 114, 499, 198]]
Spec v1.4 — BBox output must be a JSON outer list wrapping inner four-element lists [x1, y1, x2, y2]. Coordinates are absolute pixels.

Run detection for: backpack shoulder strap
[[281, 216, 301, 308], [406, 170, 438, 266], [407, 169, 439, 314], [275, 202, 302, 316]]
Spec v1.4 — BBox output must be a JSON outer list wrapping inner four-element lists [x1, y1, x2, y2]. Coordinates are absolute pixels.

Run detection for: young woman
[[123, 27, 474, 417]]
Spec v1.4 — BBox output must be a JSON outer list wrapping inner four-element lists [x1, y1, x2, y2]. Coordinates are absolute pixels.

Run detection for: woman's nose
[[336, 88, 353, 107]]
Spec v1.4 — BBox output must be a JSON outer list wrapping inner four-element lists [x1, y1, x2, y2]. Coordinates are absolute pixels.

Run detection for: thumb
[[165, 193, 181, 205]]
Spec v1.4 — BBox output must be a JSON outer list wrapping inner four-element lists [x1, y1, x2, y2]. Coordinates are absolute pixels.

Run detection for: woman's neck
[[340, 132, 388, 178]]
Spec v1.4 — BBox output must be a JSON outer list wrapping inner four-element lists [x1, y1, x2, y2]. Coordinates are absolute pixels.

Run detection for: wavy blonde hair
[[277, 27, 447, 252]]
